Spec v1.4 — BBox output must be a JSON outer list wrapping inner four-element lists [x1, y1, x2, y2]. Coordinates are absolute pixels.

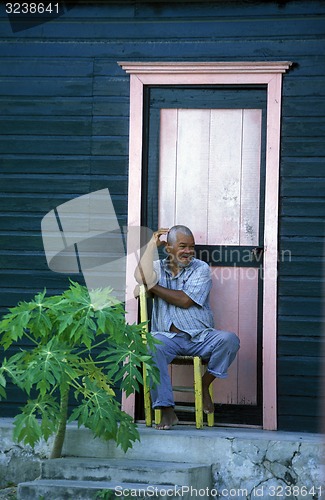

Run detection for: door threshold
[[136, 419, 262, 430]]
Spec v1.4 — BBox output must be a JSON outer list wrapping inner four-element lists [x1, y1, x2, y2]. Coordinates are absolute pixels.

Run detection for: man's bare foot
[[202, 372, 215, 414], [202, 383, 214, 414], [155, 407, 179, 430]]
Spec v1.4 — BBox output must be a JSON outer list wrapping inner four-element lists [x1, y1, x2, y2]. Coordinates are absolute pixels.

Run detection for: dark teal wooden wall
[[0, 0, 324, 432]]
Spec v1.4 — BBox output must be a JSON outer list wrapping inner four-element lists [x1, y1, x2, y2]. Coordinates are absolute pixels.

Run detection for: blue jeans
[[150, 330, 240, 408]]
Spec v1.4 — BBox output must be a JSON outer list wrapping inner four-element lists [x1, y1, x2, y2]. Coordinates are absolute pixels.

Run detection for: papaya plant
[[0, 281, 159, 458]]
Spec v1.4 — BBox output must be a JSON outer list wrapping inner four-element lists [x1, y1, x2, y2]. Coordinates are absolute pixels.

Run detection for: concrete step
[[2, 419, 321, 500], [17, 479, 184, 499], [40, 457, 212, 489], [62, 424, 220, 462], [17, 457, 212, 500]]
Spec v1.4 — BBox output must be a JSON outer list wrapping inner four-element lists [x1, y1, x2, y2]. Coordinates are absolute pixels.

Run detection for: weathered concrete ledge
[[0, 418, 53, 489], [62, 423, 325, 498], [1, 418, 324, 499]]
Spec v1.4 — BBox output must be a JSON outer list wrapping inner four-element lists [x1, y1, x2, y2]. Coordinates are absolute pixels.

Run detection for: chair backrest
[[139, 285, 149, 338], [139, 284, 197, 364]]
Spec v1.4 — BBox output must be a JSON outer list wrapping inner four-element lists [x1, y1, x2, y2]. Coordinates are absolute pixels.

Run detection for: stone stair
[[11, 423, 322, 499], [17, 457, 212, 499]]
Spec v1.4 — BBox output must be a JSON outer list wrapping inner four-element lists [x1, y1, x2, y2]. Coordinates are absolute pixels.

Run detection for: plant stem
[[77, 338, 106, 356], [50, 386, 69, 459]]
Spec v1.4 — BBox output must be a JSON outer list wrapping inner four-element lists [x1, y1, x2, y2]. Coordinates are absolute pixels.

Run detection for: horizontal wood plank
[[278, 376, 321, 396], [279, 277, 324, 297], [1, 117, 92, 136], [279, 238, 324, 257], [278, 357, 323, 377], [0, 58, 94, 77], [2, 16, 324, 40], [281, 157, 325, 177], [281, 137, 325, 156], [278, 337, 325, 356], [280, 198, 325, 217], [278, 396, 321, 416], [0, 157, 128, 175], [0, 77, 93, 97], [278, 316, 324, 336], [278, 297, 323, 317]]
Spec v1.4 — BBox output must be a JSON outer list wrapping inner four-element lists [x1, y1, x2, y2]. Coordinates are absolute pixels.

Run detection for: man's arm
[[150, 262, 212, 309], [134, 228, 168, 286], [150, 284, 195, 309]]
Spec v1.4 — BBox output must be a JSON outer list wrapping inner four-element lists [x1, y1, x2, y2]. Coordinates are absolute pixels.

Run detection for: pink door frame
[[119, 61, 292, 430]]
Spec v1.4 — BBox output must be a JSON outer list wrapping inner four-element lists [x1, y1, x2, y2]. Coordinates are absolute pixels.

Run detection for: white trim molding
[[119, 61, 292, 431], [120, 61, 292, 74]]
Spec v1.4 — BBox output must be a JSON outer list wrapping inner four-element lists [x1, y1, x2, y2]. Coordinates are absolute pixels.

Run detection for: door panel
[[159, 108, 262, 246], [158, 107, 261, 406], [211, 267, 258, 405]]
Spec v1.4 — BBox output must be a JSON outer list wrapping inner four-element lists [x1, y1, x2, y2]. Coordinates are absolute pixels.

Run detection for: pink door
[[146, 86, 266, 424]]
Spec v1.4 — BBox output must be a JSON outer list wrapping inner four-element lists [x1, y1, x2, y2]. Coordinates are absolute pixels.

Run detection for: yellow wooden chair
[[139, 284, 214, 429]]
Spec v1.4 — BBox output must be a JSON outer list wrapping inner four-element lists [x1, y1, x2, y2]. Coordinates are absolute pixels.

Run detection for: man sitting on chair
[[134, 225, 240, 430]]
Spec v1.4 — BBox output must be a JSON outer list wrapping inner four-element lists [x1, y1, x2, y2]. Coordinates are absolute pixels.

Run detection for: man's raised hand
[[153, 228, 169, 248]]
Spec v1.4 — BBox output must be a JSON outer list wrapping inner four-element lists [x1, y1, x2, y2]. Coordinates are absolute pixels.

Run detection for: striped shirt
[[151, 257, 214, 342]]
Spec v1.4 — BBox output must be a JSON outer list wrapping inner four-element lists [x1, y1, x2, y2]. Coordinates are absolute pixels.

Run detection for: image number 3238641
[[5, 3, 61, 15], [4, 2, 81, 33]]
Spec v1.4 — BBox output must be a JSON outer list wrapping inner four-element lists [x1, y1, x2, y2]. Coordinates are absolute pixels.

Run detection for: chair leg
[[143, 362, 162, 427], [142, 364, 152, 427], [193, 356, 204, 429], [154, 409, 162, 425], [207, 383, 215, 427]]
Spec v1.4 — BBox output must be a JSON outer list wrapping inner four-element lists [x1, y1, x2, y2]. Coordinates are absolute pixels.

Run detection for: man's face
[[167, 233, 195, 268]]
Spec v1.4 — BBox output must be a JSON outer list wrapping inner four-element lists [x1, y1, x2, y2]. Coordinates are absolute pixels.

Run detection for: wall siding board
[[280, 218, 324, 237], [1, 175, 126, 192], [278, 376, 322, 397], [0, 195, 126, 216], [0, 77, 93, 96], [280, 259, 325, 277], [0, 137, 92, 155], [281, 200, 325, 217], [278, 297, 323, 318], [278, 317, 324, 336], [279, 278, 324, 297], [1, 40, 325, 59], [283, 77, 325, 97], [0, 97, 93, 116], [92, 117, 130, 136], [1, 117, 93, 136], [92, 99, 130, 117], [0, 158, 92, 175], [91, 137, 129, 156], [281, 179, 325, 196], [283, 97, 325, 117], [2, 18, 325, 40], [282, 117, 325, 137], [278, 358, 323, 378], [0, 271, 75, 289], [0, 58, 94, 77], [0, 234, 42, 251], [282, 138, 325, 156], [279, 239, 324, 258], [278, 337, 325, 357], [134, 1, 325, 18], [0, 255, 53, 271], [277, 396, 321, 417], [281, 158, 325, 177], [93, 78, 130, 96], [0, 0, 324, 432]]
